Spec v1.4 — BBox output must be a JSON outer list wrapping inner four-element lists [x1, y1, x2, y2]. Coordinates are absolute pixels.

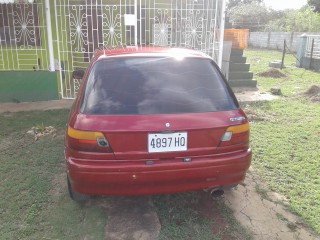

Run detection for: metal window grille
[[0, 0, 225, 99], [55, 0, 224, 99], [0, 0, 49, 70]]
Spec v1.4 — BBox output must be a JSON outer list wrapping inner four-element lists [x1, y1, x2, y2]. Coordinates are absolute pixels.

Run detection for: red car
[[65, 47, 251, 201]]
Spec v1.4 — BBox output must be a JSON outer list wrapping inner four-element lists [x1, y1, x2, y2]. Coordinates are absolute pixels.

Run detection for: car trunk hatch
[[73, 111, 244, 160]]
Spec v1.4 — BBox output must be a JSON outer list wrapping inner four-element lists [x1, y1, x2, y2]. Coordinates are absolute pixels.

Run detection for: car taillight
[[219, 122, 249, 147], [67, 127, 112, 152]]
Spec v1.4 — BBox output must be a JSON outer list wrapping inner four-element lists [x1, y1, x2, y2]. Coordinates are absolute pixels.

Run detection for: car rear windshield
[[80, 57, 238, 115]]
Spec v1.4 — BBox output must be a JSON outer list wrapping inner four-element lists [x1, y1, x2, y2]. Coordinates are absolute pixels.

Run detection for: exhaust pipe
[[210, 189, 224, 198]]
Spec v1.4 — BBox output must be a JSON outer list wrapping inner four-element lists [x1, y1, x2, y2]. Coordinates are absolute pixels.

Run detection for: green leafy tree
[[265, 7, 320, 31], [227, 0, 264, 10], [308, 0, 320, 12], [227, 2, 272, 30]]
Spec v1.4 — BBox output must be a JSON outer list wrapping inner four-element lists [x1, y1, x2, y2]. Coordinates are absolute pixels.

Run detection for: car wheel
[[67, 175, 90, 202]]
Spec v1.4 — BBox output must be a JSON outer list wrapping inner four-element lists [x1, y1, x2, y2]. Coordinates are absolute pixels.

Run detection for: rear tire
[[67, 175, 90, 202]]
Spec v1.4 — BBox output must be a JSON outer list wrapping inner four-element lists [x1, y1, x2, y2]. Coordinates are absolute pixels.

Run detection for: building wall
[[0, 71, 58, 102], [0, 1, 60, 103]]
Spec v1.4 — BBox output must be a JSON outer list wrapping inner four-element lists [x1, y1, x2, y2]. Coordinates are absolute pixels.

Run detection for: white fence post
[[45, 0, 55, 72], [134, 0, 138, 46], [218, 0, 226, 68]]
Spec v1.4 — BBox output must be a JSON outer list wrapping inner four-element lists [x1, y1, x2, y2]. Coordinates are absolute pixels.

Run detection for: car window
[[80, 57, 237, 115]]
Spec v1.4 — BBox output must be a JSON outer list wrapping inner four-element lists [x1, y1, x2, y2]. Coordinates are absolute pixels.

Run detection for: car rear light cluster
[[219, 122, 249, 147], [67, 127, 112, 152]]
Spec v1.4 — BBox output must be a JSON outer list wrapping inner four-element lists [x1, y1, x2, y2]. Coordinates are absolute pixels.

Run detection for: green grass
[[0, 110, 107, 240], [243, 48, 320, 234], [0, 110, 252, 239], [153, 192, 252, 240], [245, 48, 320, 96]]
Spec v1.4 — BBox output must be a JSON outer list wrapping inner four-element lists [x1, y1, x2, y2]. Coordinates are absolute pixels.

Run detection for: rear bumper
[[66, 149, 252, 196]]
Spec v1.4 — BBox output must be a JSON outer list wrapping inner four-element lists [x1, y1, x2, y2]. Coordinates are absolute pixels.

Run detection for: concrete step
[[229, 79, 257, 88], [230, 55, 247, 63], [230, 48, 244, 56], [228, 71, 253, 80], [229, 63, 250, 71]]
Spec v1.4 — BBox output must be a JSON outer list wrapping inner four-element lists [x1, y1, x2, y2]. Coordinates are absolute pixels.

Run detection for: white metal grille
[[55, 0, 224, 99], [0, 1, 49, 70], [305, 35, 320, 59]]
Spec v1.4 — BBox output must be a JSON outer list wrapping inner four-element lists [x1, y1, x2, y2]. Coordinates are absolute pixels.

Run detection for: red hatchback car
[[65, 47, 251, 201]]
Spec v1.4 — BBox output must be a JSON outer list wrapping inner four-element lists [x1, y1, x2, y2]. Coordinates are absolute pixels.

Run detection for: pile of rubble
[[27, 125, 57, 140]]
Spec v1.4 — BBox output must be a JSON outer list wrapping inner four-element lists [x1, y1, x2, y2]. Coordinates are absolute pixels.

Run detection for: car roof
[[92, 46, 211, 62]]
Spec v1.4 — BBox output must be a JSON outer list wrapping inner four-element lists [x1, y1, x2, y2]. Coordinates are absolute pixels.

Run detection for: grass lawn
[[244, 48, 320, 234], [153, 192, 252, 240], [0, 110, 252, 239], [0, 110, 106, 239]]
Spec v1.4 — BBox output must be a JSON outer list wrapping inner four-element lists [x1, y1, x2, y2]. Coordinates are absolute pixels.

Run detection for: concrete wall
[[0, 1, 61, 103], [249, 32, 320, 52], [0, 72, 59, 103]]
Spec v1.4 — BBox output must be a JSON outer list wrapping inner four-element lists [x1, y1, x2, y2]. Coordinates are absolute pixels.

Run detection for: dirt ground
[[100, 169, 319, 240], [303, 85, 320, 102], [104, 197, 161, 240], [0, 99, 73, 113], [257, 69, 287, 78], [233, 87, 279, 102], [224, 168, 318, 240]]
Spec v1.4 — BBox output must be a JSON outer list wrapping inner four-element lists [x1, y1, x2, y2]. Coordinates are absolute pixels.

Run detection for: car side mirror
[[72, 69, 85, 79]]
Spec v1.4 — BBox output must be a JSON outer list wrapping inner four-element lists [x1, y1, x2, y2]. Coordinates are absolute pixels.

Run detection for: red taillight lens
[[67, 127, 112, 152], [219, 122, 250, 147]]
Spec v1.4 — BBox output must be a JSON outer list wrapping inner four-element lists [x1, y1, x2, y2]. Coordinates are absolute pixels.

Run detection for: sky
[[264, 0, 308, 10]]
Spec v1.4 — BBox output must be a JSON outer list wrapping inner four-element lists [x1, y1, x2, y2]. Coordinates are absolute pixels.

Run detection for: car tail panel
[[69, 110, 248, 160]]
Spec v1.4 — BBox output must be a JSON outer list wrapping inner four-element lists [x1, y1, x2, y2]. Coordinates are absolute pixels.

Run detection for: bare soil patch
[[242, 104, 278, 122], [193, 191, 248, 239], [303, 85, 320, 102], [257, 68, 286, 78], [249, 58, 262, 63], [48, 171, 67, 200], [0, 133, 33, 153], [105, 197, 161, 240], [0, 99, 73, 114], [233, 87, 279, 102], [224, 168, 319, 240], [243, 106, 268, 122]]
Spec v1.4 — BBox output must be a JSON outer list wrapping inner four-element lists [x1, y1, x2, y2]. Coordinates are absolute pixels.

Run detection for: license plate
[[148, 132, 188, 153]]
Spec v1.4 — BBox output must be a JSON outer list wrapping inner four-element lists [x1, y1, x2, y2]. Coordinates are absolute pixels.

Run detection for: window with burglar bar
[[0, 2, 41, 47]]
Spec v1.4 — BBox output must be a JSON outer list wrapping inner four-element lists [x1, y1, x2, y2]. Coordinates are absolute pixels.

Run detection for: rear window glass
[[80, 57, 237, 115]]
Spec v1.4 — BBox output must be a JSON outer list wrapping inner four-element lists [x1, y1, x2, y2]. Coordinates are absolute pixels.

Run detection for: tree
[[308, 0, 320, 12], [227, 0, 264, 10], [227, 2, 272, 31], [265, 7, 320, 32]]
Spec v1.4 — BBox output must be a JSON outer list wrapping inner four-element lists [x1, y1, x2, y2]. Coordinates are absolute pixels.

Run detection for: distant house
[[0, 0, 226, 102]]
